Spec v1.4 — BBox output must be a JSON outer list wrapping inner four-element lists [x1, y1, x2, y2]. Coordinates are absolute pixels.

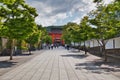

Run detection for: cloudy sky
[[26, 0, 113, 27]]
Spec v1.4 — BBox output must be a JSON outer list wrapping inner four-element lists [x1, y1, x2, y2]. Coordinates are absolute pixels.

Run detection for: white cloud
[[35, 15, 56, 27], [35, 13, 68, 26], [103, 0, 114, 4], [26, 0, 97, 26], [55, 13, 68, 20], [72, 18, 80, 24]]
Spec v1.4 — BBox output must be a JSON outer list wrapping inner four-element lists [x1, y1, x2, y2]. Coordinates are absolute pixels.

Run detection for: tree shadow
[[70, 50, 80, 53], [75, 59, 120, 74], [16, 53, 32, 56], [0, 61, 17, 68], [61, 54, 88, 59]]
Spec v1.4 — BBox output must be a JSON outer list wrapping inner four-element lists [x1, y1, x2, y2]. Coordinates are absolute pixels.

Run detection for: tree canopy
[[0, 0, 38, 60], [0, 0, 38, 40]]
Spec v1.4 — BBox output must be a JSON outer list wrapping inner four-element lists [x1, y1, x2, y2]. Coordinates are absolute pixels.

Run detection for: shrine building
[[46, 26, 64, 45]]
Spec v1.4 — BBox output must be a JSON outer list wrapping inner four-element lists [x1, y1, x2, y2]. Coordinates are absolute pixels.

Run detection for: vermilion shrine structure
[[46, 26, 64, 45]]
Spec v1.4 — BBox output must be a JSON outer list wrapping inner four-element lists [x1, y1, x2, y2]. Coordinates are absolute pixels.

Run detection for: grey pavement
[[0, 47, 120, 80]]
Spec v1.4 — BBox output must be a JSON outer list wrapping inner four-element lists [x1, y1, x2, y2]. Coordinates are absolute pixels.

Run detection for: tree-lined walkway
[[0, 47, 120, 80]]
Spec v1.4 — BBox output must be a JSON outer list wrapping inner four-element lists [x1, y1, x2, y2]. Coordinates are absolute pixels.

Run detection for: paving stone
[[0, 47, 120, 80]]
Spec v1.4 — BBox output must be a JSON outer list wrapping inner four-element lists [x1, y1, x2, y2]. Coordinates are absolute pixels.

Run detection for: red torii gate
[[49, 32, 64, 45]]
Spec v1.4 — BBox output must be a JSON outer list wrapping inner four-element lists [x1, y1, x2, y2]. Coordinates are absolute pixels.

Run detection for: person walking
[[67, 44, 69, 50], [51, 44, 53, 49], [48, 44, 51, 49]]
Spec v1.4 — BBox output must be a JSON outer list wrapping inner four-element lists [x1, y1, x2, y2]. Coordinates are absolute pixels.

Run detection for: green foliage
[[0, 0, 17, 4], [4, 18, 37, 39], [62, 18, 93, 44], [42, 35, 52, 44], [89, 3, 118, 40], [0, 0, 38, 40], [79, 16, 93, 41], [21, 46, 28, 50], [105, 1, 120, 35], [62, 22, 76, 44], [37, 26, 52, 43], [0, 0, 38, 60], [25, 30, 42, 45]]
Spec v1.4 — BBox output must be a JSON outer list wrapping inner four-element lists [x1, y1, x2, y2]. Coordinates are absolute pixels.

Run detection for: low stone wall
[[106, 49, 120, 62], [72, 45, 120, 61], [0, 49, 10, 56], [81, 47, 120, 62], [88, 47, 120, 61], [87, 46, 102, 57], [106, 48, 120, 58]]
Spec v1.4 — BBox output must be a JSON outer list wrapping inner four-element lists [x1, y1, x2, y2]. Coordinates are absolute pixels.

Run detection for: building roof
[[46, 26, 63, 34]]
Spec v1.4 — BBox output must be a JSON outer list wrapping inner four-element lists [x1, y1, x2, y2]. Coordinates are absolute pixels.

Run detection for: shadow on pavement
[[61, 54, 88, 59], [0, 61, 17, 68], [16, 53, 32, 56], [70, 50, 80, 53], [75, 59, 120, 74]]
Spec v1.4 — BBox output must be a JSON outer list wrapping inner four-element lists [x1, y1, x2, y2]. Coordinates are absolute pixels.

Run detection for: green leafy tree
[[106, 1, 120, 35], [25, 30, 41, 54], [79, 16, 93, 54], [37, 25, 52, 48], [62, 21, 92, 52], [89, 2, 118, 61], [62, 22, 77, 45], [42, 35, 52, 44], [62, 24, 71, 44], [36, 25, 44, 49], [0, 0, 38, 60], [65, 23, 80, 43]]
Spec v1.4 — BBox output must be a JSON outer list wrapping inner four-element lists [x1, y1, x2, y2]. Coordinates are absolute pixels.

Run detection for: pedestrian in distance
[[48, 44, 51, 49], [67, 44, 69, 50], [51, 44, 53, 49]]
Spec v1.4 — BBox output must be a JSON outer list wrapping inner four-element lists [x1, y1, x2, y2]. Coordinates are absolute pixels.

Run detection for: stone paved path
[[0, 47, 120, 80]]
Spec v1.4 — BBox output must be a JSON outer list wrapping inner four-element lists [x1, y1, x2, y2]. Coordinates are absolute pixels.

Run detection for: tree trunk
[[101, 40, 107, 62], [0, 37, 2, 54], [74, 42, 75, 47], [99, 46, 103, 57], [78, 42, 81, 52], [97, 39, 108, 61], [10, 39, 14, 60], [28, 44, 32, 55], [17, 40, 22, 54], [38, 41, 41, 50], [84, 41, 87, 54], [97, 40, 103, 57], [103, 44, 107, 61]]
